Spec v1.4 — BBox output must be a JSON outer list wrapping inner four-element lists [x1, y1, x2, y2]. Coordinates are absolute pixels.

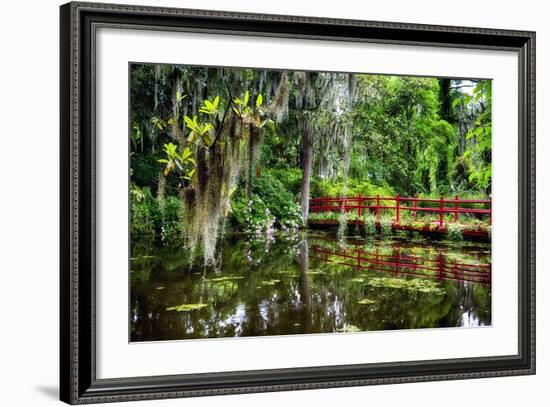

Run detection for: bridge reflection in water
[[310, 244, 491, 287]]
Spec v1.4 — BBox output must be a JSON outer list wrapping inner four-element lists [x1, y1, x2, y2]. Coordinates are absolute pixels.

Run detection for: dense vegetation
[[130, 64, 491, 263]]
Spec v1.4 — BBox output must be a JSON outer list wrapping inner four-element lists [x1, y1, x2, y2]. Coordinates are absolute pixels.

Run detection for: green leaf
[[181, 147, 192, 159], [243, 90, 249, 106], [176, 92, 187, 102], [202, 133, 213, 147], [184, 115, 194, 129], [256, 93, 263, 108]]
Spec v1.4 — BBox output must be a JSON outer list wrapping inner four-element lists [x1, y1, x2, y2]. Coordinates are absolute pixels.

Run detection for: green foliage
[[310, 177, 394, 199], [230, 169, 303, 234], [380, 218, 393, 236], [230, 192, 275, 235], [308, 212, 338, 221], [161, 196, 184, 238], [446, 223, 463, 241], [265, 168, 303, 196], [198, 96, 220, 116], [158, 142, 196, 179], [166, 303, 208, 312], [130, 185, 183, 238], [131, 152, 165, 192], [130, 187, 160, 236], [251, 171, 302, 229], [364, 214, 377, 236], [184, 115, 214, 146], [130, 64, 492, 245], [365, 277, 446, 295], [463, 80, 492, 192]]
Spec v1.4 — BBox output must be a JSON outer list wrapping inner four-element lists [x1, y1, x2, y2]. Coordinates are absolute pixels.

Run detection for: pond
[[130, 230, 491, 342]]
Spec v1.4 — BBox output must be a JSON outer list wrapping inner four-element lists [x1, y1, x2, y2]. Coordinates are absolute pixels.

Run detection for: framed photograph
[[60, 1, 535, 404]]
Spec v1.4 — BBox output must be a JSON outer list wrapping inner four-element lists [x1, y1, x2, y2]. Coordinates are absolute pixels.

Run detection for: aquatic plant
[[446, 223, 463, 241], [165, 303, 208, 312], [363, 214, 377, 236], [365, 277, 445, 295], [380, 218, 393, 236]]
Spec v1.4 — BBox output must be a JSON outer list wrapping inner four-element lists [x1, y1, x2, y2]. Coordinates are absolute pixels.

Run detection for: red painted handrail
[[310, 194, 492, 226]]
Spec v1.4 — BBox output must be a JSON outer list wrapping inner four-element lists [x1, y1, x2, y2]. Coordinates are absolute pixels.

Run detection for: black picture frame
[[60, 1, 536, 404]]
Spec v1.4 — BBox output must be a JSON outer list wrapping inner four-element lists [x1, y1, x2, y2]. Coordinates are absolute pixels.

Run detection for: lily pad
[[338, 324, 362, 333], [365, 277, 445, 295], [259, 279, 281, 286], [166, 303, 208, 312], [205, 276, 244, 283], [358, 298, 376, 305]]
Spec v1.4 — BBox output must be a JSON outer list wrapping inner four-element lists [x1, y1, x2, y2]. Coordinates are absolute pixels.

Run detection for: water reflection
[[130, 231, 491, 341]]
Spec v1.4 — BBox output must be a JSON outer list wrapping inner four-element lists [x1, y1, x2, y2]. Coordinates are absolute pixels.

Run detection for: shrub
[[130, 187, 160, 236], [363, 214, 377, 236], [230, 192, 275, 236], [265, 168, 303, 197], [380, 218, 393, 236], [310, 177, 395, 200], [161, 196, 184, 238], [252, 171, 302, 228], [308, 212, 338, 221], [446, 223, 463, 241]]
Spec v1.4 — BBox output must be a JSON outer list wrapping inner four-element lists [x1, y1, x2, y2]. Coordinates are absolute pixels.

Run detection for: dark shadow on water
[[35, 385, 58, 400]]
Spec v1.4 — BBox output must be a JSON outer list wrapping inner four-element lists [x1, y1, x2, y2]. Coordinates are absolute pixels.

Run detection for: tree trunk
[[439, 78, 452, 122], [154, 65, 161, 113], [300, 123, 313, 223], [172, 72, 181, 121], [342, 73, 355, 169], [299, 238, 312, 333]]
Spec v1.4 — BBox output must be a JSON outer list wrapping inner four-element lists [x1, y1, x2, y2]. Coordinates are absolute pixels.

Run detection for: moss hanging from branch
[[157, 72, 285, 265]]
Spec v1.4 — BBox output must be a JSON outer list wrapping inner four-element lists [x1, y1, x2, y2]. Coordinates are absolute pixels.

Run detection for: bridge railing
[[310, 194, 491, 227], [310, 244, 491, 286]]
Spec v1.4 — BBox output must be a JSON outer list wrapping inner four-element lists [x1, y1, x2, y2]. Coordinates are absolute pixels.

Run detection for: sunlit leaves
[[184, 115, 214, 147], [131, 124, 142, 142], [158, 142, 196, 179], [256, 93, 263, 108], [199, 96, 220, 116], [232, 91, 267, 127], [462, 80, 492, 191], [175, 90, 187, 102]]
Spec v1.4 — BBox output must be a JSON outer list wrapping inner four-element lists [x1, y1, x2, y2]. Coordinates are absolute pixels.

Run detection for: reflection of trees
[[131, 232, 492, 341], [299, 238, 312, 333]]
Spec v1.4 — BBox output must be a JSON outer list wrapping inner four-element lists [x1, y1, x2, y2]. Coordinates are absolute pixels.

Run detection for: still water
[[130, 231, 491, 342]]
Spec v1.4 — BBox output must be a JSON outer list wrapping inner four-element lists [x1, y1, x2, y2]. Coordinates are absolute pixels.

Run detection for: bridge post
[[454, 194, 459, 223], [325, 195, 330, 213], [357, 193, 362, 218], [439, 195, 444, 228], [395, 193, 400, 224], [376, 194, 380, 223], [413, 194, 418, 221]]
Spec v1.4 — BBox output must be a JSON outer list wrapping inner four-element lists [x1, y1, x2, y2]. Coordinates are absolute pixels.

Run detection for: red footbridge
[[309, 194, 491, 238]]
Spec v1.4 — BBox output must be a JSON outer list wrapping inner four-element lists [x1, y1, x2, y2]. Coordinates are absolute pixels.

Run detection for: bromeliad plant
[[158, 142, 196, 182]]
